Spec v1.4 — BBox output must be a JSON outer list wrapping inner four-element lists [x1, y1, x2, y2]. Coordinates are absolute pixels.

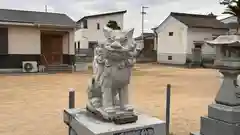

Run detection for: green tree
[[106, 20, 121, 30], [220, 0, 240, 33]]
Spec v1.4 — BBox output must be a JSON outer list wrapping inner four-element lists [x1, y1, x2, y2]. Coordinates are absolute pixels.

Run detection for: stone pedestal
[[64, 108, 166, 135], [191, 70, 240, 135]]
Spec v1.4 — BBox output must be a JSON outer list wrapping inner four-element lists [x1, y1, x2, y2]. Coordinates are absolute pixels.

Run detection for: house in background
[[0, 9, 76, 73], [154, 12, 228, 65], [75, 10, 126, 52], [220, 16, 239, 34], [134, 33, 157, 62]]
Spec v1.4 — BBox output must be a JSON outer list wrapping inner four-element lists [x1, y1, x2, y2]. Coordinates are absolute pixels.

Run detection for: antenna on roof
[[45, 5, 48, 12]]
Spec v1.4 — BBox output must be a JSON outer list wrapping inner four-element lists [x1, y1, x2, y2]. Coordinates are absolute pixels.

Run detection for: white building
[[0, 9, 76, 71], [75, 10, 127, 50], [220, 16, 239, 34], [153, 12, 228, 65]]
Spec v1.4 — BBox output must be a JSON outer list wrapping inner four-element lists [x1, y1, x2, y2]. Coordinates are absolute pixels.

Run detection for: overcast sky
[[0, 0, 230, 37]]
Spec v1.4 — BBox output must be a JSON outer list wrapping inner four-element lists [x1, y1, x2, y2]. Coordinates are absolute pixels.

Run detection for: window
[[168, 56, 172, 60], [97, 23, 100, 30], [83, 19, 88, 29], [78, 41, 80, 49], [195, 44, 202, 49], [74, 42, 76, 49], [169, 32, 173, 36]]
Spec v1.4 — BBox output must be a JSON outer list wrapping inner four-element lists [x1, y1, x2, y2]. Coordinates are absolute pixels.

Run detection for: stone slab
[[208, 103, 240, 124], [200, 116, 240, 135], [64, 108, 166, 135]]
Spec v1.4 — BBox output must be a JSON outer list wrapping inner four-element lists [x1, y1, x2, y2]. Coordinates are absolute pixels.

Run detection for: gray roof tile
[[0, 9, 76, 27], [77, 10, 127, 23], [170, 12, 228, 29], [170, 12, 227, 29]]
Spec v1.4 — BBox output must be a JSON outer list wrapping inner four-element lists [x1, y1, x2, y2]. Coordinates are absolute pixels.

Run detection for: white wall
[[8, 26, 75, 55], [62, 30, 75, 55], [75, 13, 124, 48], [68, 30, 75, 55], [75, 29, 88, 49], [8, 26, 41, 54], [63, 32, 69, 54], [156, 16, 188, 64], [153, 36, 157, 51], [187, 28, 227, 56]]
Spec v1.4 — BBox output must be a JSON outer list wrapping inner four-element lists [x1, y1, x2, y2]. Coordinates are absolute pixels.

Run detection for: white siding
[[156, 16, 188, 64], [8, 26, 41, 54], [8, 26, 75, 55], [75, 13, 124, 49], [153, 37, 157, 51], [187, 28, 227, 58], [63, 33, 69, 54], [75, 29, 88, 49], [62, 31, 75, 55], [68, 31, 75, 55]]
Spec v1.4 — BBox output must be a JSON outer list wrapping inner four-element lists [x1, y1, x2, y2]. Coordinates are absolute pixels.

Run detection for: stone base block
[[64, 108, 166, 135], [200, 116, 240, 135], [208, 104, 240, 123]]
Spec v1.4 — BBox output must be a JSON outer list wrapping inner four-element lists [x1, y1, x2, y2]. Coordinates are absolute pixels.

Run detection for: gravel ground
[[0, 64, 220, 135]]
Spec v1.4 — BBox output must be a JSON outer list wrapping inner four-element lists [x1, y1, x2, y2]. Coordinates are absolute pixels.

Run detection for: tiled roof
[[0, 8, 76, 27], [77, 10, 127, 23], [170, 12, 228, 29], [135, 33, 155, 40]]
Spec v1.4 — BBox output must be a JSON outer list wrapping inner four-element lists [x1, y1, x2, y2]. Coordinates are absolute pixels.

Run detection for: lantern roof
[[205, 35, 240, 47]]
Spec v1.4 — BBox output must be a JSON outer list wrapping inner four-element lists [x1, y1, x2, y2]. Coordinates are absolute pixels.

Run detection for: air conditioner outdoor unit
[[22, 61, 38, 73]]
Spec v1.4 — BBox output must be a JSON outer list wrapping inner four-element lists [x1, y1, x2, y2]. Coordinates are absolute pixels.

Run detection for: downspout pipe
[[152, 28, 158, 51]]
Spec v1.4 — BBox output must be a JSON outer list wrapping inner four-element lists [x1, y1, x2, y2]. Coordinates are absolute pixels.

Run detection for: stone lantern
[[191, 35, 240, 135]]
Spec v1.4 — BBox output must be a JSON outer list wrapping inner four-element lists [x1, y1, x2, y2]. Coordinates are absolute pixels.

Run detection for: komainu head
[[103, 26, 135, 52]]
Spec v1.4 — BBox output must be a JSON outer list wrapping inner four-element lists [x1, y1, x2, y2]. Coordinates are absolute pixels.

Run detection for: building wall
[[75, 13, 124, 49], [8, 26, 41, 54], [153, 36, 157, 51], [8, 26, 75, 55], [0, 26, 75, 69], [156, 16, 188, 64], [63, 32, 69, 54], [75, 30, 89, 49], [187, 28, 227, 60], [68, 30, 75, 55]]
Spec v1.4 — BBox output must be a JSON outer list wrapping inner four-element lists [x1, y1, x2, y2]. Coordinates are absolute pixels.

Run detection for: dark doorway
[[0, 27, 8, 54]]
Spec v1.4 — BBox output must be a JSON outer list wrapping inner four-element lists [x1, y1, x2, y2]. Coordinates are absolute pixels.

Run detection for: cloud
[[0, 0, 227, 37]]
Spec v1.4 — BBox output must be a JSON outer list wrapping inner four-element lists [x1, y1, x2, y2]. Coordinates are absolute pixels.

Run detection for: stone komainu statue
[[86, 26, 138, 124]]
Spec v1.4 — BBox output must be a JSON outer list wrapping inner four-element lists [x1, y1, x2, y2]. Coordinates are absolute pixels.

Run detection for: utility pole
[[45, 5, 48, 12], [141, 6, 148, 50]]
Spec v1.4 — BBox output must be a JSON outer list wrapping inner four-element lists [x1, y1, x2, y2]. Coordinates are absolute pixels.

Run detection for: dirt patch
[[0, 64, 220, 135]]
